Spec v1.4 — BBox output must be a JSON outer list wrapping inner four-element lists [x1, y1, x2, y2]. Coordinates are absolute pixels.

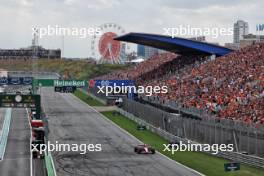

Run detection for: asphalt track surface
[[0, 109, 5, 133], [0, 108, 45, 176], [42, 87, 200, 176]]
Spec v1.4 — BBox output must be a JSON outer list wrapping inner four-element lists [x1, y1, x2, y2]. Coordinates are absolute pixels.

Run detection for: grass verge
[[73, 91, 264, 176], [101, 111, 264, 176], [73, 89, 105, 106]]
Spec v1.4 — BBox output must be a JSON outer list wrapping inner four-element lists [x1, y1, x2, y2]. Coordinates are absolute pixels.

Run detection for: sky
[[0, 0, 263, 58]]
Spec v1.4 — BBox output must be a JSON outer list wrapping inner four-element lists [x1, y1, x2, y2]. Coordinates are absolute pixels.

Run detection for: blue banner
[[91, 79, 137, 100], [0, 77, 33, 85]]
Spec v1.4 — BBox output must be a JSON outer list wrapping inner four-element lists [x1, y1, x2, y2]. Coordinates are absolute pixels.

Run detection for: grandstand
[[95, 33, 264, 125]]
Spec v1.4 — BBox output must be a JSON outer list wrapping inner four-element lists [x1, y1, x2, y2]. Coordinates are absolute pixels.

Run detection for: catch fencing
[[117, 107, 264, 169], [122, 98, 264, 158]]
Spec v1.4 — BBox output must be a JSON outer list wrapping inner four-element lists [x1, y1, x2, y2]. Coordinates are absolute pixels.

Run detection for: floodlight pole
[[32, 28, 39, 94]]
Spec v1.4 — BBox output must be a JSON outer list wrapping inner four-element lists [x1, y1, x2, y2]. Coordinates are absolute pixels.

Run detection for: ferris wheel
[[91, 23, 126, 64]]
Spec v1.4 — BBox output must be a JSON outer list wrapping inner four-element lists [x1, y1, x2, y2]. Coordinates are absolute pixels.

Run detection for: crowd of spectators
[[96, 52, 178, 81], [96, 52, 208, 85], [149, 44, 264, 125], [95, 43, 264, 125]]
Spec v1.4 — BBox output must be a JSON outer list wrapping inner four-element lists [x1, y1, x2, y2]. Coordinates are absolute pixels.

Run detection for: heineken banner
[[53, 80, 86, 87], [34, 79, 87, 87]]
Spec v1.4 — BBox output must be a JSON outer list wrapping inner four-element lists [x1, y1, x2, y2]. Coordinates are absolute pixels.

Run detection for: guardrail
[[218, 152, 264, 169], [117, 108, 264, 169]]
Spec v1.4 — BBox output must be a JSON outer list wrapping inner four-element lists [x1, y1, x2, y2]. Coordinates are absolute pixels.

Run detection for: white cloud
[[0, 0, 263, 57]]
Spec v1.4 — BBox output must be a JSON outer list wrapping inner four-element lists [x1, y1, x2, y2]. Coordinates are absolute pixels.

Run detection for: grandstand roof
[[115, 33, 233, 56]]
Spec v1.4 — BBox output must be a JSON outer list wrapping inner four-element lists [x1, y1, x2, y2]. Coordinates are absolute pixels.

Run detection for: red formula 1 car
[[134, 144, 155, 154]]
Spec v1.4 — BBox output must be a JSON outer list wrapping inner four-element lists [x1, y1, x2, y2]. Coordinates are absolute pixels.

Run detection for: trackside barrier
[[84, 90, 264, 168], [0, 108, 12, 160], [45, 151, 57, 176], [122, 98, 264, 156], [116, 108, 264, 169]]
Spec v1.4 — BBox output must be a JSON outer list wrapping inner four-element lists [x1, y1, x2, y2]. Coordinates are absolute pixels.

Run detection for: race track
[[0, 108, 45, 176], [42, 87, 200, 176], [0, 109, 30, 176]]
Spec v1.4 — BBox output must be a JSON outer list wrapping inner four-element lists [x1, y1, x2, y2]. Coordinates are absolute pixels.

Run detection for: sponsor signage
[[54, 80, 86, 87], [0, 94, 41, 118], [224, 162, 240, 172], [54, 86, 76, 93], [0, 94, 40, 107], [0, 77, 33, 85], [92, 79, 136, 100], [54, 86, 63, 92]]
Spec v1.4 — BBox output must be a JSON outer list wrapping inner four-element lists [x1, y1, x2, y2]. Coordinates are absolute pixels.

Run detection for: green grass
[[101, 111, 264, 176], [0, 59, 129, 80], [73, 89, 105, 106]]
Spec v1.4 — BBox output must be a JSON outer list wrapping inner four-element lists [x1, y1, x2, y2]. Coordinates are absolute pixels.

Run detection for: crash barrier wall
[[0, 108, 12, 160], [139, 96, 264, 156], [117, 108, 264, 169], [44, 151, 56, 176], [143, 95, 264, 131], [142, 95, 209, 118], [122, 98, 264, 158]]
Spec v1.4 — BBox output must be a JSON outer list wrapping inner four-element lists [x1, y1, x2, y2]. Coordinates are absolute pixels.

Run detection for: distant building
[[233, 20, 249, 44], [145, 46, 160, 59], [189, 36, 206, 42], [137, 44, 145, 57], [0, 46, 61, 59], [120, 43, 127, 62], [137, 44, 167, 59], [240, 34, 264, 48], [225, 43, 239, 50]]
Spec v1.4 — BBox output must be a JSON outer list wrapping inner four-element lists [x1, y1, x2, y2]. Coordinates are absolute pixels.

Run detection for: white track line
[[26, 108, 33, 176], [71, 94, 205, 176]]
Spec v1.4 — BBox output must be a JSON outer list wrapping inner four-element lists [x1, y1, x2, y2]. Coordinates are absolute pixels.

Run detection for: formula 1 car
[[134, 144, 155, 154]]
